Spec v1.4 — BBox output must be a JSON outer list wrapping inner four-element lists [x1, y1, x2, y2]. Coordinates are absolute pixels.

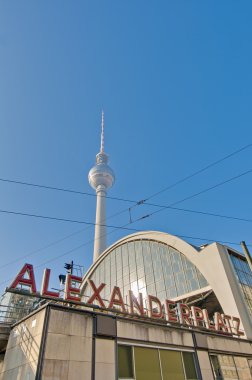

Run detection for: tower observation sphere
[[88, 112, 115, 262]]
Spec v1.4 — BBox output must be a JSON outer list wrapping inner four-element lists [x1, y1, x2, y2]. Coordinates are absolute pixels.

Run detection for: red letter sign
[[232, 317, 244, 336], [108, 286, 126, 312], [203, 309, 215, 331], [148, 295, 164, 319], [191, 306, 205, 327], [129, 290, 146, 316], [87, 280, 106, 308], [64, 274, 82, 302], [214, 312, 228, 333], [165, 300, 179, 323], [177, 303, 192, 325], [41, 269, 60, 299], [9, 263, 37, 293]]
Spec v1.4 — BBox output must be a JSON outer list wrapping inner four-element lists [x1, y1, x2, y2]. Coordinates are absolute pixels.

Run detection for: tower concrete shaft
[[88, 112, 115, 262], [93, 185, 107, 262]]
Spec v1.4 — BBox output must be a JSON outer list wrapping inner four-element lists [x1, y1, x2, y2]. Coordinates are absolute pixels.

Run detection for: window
[[210, 355, 223, 380], [118, 345, 134, 379], [83, 239, 209, 310], [118, 345, 198, 380], [160, 350, 184, 380], [229, 252, 252, 316], [183, 352, 198, 380], [210, 354, 252, 380], [134, 347, 161, 380]]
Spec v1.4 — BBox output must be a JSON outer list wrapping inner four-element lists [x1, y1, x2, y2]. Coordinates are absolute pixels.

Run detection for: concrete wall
[[197, 350, 214, 380], [41, 308, 92, 380], [95, 338, 115, 380], [117, 319, 194, 347], [1, 305, 252, 380], [194, 331, 252, 355], [0, 308, 45, 380]]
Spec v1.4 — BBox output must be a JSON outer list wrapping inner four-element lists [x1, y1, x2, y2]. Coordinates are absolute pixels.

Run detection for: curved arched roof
[[82, 231, 202, 280], [81, 231, 210, 301], [81, 231, 252, 338]]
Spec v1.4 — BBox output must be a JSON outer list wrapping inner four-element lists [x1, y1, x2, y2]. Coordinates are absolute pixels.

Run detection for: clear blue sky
[[0, 1, 252, 293]]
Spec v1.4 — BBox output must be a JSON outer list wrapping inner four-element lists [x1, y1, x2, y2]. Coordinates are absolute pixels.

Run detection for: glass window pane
[[160, 350, 185, 380], [134, 347, 161, 380], [122, 244, 129, 267], [118, 345, 134, 378], [182, 352, 197, 380], [210, 355, 223, 380]]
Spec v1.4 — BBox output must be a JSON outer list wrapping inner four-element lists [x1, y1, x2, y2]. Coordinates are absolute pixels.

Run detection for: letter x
[[87, 280, 106, 308]]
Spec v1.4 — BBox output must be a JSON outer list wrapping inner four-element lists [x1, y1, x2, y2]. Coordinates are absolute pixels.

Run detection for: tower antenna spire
[[100, 111, 105, 153], [88, 112, 115, 262]]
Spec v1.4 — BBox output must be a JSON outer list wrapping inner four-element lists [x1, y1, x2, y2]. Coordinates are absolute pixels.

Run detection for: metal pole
[[71, 260, 74, 275], [240, 241, 252, 273]]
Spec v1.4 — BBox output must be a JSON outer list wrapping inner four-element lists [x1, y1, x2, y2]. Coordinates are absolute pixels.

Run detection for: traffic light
[[64, 261, 73, 274], [59, 274, 66, 285]]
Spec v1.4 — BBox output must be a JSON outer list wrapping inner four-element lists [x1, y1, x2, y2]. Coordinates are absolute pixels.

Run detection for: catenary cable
[[144, 142, 252, 201], [0, 206, 133, 270], [2, 172, 252, 287], [0, 166, 251, 274], [0, 208, 139, 229], [0, 168, 251, 226], [136, 168, 252, 222], [0, 177, 135, 204], [0, 142, 251, 204], [1, 203, 251, 287], [0, 197, 251, 275], [1, 221, 250, 289], [0, 144, 251, 277]]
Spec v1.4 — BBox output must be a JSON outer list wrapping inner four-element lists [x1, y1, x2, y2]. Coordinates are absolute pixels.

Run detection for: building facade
[[81, 231, 252, 340], [1, 230, 252, 379], [0, 303, 252, 379]]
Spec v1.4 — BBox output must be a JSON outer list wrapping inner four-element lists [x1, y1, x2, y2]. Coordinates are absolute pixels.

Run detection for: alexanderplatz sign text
[[6, 263, 244, 337]]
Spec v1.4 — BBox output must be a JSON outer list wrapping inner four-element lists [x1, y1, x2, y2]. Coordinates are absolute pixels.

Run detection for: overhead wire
[[149, 205, 252, 223], [0, 206, 139, 287], [0, 217, 137, 288], [0, 228, 250, 290], [0, 168, 251, 226], [0, 177, 135, 204], [144, 142, 252, 201], [136, 168, 252, 222], [0, 143, 250, 230], [34, 232, 252, 268], [2, 166, 252, 273], [0, 208, 139, 229], [0, 196, 251, 277], [0, 142, 251, 205], [0, 143, 251, 279], [2, 166, 252, 284], [0, 206, 132, 270], [1, 215, 250, 290]]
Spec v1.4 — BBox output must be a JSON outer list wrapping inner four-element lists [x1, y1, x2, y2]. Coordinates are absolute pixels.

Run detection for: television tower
[[88, 112, 115, 262]]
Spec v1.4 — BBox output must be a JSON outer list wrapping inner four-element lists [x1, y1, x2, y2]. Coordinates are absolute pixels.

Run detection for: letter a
[[9, 263, 37, 293]]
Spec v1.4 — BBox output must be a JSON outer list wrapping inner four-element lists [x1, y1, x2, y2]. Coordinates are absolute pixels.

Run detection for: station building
[[0, 117, 252, 379], [0, 231, 252, 380], [81, 231, 252, 338]]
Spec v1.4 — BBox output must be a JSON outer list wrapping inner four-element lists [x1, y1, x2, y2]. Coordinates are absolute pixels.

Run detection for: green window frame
[[118, 344, 198, 380]]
